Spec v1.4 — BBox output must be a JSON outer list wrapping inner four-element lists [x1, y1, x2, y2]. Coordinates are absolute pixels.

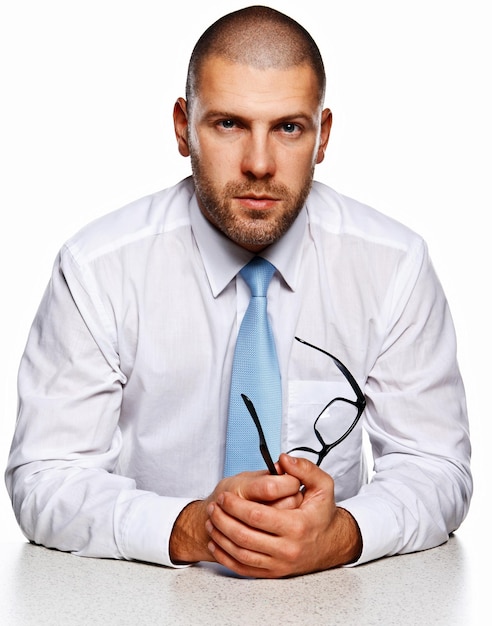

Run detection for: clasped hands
[[170, 453, 362, 578]]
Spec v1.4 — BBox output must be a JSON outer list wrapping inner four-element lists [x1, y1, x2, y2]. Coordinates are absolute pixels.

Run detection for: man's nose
[[240, 132, 276, 179]]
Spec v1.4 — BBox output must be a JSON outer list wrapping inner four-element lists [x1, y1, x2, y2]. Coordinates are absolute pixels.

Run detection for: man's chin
[[226, 220, 285, 250], [198, 195, 302, 249]]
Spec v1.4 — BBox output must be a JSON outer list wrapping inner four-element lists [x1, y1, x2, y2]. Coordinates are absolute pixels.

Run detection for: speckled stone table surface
[[0, 534, 482, 625]]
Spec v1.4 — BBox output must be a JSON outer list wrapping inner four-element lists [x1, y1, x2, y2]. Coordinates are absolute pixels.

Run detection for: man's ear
[[316, 108, 332, 165], [173, 97, 190, 157]]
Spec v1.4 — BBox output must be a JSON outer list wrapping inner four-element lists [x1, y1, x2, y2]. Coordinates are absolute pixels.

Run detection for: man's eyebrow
[[202, 110, 238, 120], [273, 112, 316, 126], [201, 110, 316, 124]]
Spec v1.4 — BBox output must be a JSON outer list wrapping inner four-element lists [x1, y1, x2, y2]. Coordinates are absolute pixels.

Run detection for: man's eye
[[218, 120, 236, 129], [280, 123, 300, 134]]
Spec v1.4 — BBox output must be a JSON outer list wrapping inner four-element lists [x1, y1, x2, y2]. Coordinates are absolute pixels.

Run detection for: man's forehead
[[196, 56, 320, 105]]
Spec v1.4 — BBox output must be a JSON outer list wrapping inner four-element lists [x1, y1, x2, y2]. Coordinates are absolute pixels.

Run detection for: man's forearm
[[169, 500, 214, 564], [334, 507, 363, 566]]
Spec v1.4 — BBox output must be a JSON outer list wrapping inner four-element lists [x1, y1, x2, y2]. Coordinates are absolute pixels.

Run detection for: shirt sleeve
[[338, 239, 472, 564], [5, 250, 193, 567]]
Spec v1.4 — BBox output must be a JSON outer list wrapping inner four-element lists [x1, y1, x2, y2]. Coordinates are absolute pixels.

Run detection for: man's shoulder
[[308, 181, 423, 251], [63, 177, 195, 264]]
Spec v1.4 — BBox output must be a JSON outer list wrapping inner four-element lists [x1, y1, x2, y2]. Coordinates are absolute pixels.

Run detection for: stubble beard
[[190, 152, 314, 249]]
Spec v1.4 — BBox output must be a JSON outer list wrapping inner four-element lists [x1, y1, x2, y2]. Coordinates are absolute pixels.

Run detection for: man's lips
[[234, 195, 280, 210]]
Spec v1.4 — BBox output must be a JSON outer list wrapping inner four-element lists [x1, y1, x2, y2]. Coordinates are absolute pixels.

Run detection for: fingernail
[[205, 520, 213, 534], [207, 503, 215, 516]]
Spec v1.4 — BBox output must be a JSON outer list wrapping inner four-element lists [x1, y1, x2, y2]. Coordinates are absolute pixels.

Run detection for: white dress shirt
[[6, 177, 472, 568]]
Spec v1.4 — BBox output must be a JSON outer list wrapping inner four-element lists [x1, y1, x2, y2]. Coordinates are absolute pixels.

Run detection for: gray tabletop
[[0, 533, 481, 625]]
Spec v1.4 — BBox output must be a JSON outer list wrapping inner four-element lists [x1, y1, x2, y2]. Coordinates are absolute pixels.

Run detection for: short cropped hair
[[186, 5, 326, 110]]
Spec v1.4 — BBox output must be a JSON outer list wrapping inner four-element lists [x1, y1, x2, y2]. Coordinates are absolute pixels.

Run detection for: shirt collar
[[190, 191, 306, 297]]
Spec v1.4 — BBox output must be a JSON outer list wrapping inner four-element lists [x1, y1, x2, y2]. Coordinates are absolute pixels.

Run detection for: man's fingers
[[211, 492, 285, 535], [206, 496, 305, 578], [270, 491, 303, 509], [234, 470, 301, 504], [278, 453, 334, 495], [207, 498, 276, 558]]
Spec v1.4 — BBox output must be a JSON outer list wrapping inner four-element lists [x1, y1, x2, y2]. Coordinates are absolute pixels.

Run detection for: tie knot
[[240, 257, 276, 297]]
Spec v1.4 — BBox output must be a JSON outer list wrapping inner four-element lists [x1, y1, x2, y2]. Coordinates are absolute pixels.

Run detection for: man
[[6, 6, 471, 578]]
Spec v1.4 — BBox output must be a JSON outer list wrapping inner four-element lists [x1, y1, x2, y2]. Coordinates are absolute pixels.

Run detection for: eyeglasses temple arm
[[295, 336, 366, 407], [241, 394, 278, 476]]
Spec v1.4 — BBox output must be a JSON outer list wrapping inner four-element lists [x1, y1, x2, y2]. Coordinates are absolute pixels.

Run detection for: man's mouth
[[235, 195, 280, 210]]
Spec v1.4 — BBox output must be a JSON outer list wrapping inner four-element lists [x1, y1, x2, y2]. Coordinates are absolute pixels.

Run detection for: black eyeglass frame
[[241, 336, 366, 475]]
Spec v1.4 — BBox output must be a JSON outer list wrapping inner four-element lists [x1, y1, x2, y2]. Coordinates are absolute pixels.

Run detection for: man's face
[[174, 57, 331, 251]]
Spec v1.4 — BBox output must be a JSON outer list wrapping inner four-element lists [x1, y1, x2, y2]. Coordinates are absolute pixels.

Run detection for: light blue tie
[[224, 257, 282, 476]]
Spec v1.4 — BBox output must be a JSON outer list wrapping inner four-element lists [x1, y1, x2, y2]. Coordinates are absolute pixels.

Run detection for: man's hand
[[169, 468, 303, 565], [205, 454, 362, 578]]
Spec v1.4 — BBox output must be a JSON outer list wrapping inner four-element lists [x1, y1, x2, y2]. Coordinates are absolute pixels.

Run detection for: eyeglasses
[[242, 337, 366, 475]]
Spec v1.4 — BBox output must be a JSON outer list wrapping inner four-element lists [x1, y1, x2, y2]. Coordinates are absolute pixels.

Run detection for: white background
[[1, 0, 489, 572]]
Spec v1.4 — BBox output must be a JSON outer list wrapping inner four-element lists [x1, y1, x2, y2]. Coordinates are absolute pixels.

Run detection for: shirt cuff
[[115, 492, 195, 567], [337, 494, 400, 566]]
